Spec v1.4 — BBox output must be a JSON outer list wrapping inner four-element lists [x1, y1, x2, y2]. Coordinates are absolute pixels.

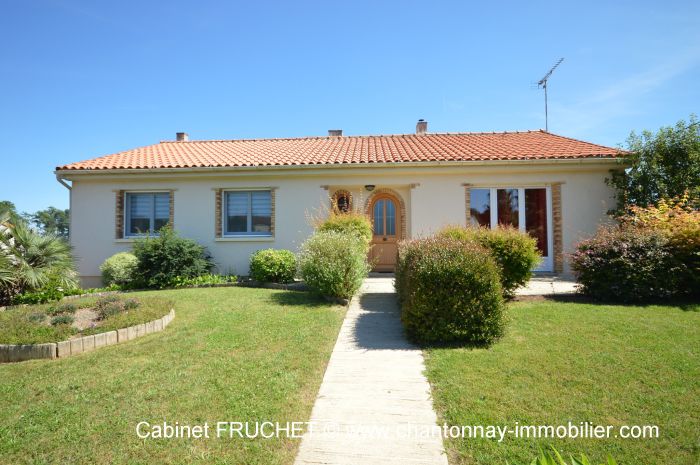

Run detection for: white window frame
[[222, 189, 273, 237], [473, 186, 553, 272], [124, 191, 171, 238]]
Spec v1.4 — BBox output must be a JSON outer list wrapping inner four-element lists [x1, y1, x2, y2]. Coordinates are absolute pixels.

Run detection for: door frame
[[365, 189, 406, 271]]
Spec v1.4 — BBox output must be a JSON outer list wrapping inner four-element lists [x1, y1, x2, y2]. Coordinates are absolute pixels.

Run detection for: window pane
[[373, 200, 384, 235], [128, 193, 152, 235], [525, 188, 548, 256], [497, 189, 519, 228], [226, 192, 249, 233], [385, 200, 396, 236], [154, 193, 170, 231], [470, 189, 491, 227], [251, 191, 272, 234]]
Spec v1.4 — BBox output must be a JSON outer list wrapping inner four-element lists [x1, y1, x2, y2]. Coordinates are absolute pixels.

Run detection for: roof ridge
[[158, 129, 546, 144]]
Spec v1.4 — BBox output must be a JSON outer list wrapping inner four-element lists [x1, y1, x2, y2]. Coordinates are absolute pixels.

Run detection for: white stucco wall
[[64, 161, 616, 286]]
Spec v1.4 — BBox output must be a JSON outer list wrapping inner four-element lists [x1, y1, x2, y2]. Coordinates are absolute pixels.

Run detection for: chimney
[[176, 132, 189, 142], [328, 129, 343, 137], [416, 119, 428, 135]]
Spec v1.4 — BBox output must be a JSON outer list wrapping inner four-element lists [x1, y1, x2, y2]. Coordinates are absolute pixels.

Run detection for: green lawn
[[0, 287, 345, 465], [424, 299, 700, 465]]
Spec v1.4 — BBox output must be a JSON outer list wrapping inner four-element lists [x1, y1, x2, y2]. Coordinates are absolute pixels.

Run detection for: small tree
[[0, 212, 78, 304], [608, 115, 700, 213]]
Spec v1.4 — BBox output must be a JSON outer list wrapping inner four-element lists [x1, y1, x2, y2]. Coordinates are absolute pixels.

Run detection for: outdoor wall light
[[364, 185, 375, 191]]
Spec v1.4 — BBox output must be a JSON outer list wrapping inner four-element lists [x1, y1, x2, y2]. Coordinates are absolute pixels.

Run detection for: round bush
[[395, 236, 505, 346], [249, 249, 297, 283], [132, 228, 213, 289], [571, 225, 681, 302], [438, 226, 540, 297], [299, 231, 371, 299], [100, 252, 139, 287], [317, 212, 372, 246]]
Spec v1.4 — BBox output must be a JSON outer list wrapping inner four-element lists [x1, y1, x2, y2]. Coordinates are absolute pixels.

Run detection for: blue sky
[[1, 0, 698, 213]]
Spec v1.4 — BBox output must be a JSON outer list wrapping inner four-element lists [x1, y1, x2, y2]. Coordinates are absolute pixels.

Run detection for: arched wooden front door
[[369, 194, 401, 271]]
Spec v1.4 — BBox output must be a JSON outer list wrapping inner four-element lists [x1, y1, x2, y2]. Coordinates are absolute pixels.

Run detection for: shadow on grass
[[538, 293, 700, 311], [267, 291, 333, 308]]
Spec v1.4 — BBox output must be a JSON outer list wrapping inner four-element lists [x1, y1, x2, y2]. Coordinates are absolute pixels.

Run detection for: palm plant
[[0, 212, 78, 305]]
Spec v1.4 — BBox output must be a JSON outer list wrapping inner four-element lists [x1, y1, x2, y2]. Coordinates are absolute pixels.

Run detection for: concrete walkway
[[516, 275, 578, 296], [294, 277, 448, 465]]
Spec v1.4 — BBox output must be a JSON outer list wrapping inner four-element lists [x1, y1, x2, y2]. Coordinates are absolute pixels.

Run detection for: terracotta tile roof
[[56, 130, 622, 171]]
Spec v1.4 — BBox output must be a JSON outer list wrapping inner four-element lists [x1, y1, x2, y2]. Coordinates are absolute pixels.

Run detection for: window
[[470, 187, 553, 271], [331, 190, 352, 213], [224, 190, 272, 236], [125, 192, 170, 236]]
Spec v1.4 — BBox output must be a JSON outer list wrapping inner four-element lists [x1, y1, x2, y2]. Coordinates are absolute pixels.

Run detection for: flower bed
[[0, 295, 174, 362]]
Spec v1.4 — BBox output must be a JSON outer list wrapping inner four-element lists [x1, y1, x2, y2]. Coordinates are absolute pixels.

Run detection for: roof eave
[[55, 156, 623, 177]]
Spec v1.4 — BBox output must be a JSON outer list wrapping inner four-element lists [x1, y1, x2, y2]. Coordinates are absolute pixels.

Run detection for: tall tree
[[26, 207, 70, 238], [608, 115, 700, 213]]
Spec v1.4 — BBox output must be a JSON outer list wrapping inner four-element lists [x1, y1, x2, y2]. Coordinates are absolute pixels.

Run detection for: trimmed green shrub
[[50, 314, 74, 326], [133, 227, 213, 289], [395, 236, 505, 346], [299, 231, 371, 299], [571, 226, 681, 302], [100, 252, 139, 287], [317, 211, 373, 245], [249, 249, 297, 283], [438, 225, 540, 297]]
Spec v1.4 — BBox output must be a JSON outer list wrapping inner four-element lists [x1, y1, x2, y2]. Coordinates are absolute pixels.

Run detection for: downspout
[[56, 175, 72, 191]]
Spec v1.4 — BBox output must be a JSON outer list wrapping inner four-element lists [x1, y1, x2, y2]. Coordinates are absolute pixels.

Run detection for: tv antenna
[[537, 57, 564, 132]]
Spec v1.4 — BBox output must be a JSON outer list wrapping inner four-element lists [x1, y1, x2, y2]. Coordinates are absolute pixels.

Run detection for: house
[[55, 121, 621, 287]]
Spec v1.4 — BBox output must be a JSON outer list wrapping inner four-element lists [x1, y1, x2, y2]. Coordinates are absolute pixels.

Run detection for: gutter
[[54, 157, 623, 178]]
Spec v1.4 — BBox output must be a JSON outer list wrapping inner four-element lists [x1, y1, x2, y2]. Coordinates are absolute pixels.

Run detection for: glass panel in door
[[525, 188, 548, 256], [497, 189, 519, 227], [470, 189, 491, 227], [373, 200, 385, 235]]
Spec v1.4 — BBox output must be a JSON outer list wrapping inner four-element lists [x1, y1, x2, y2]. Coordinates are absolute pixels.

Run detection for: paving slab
[[294, 277, 448, 465], [517, 276, 578, 295]]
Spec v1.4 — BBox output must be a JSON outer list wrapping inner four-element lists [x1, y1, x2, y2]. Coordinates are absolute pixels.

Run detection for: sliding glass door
[[470, 187, 553, 272]]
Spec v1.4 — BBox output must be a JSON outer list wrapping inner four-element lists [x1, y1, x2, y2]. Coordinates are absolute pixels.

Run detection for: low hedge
[[299, 231, 370, 299], [438, 226, 540, 297], [571, 225, 684, 302], [249, 249, 297, 283], [573, 199, 700, 302], [395, 236, 506, 346]]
